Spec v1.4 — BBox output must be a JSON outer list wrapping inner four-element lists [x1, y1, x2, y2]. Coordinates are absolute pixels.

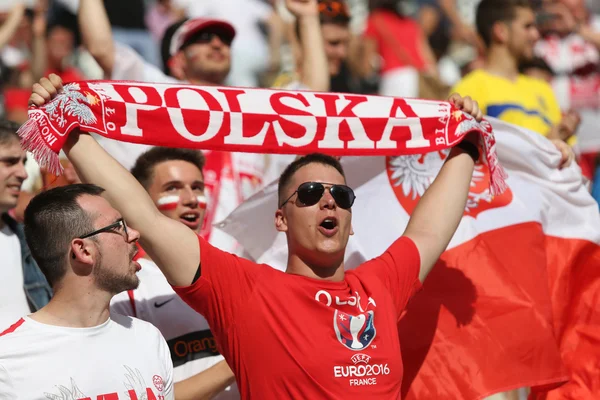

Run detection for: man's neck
[[30, 282, 112, 328], [286, 253, 346, 282], [188, 77, 219, 86], [485, 46, 520, 81]]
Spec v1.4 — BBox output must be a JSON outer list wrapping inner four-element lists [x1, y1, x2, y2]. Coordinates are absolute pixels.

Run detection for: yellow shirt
[[452, 69, 562, 136]]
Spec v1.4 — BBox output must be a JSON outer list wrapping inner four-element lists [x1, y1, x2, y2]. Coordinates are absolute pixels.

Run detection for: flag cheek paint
[[157, 195, 207, 211]]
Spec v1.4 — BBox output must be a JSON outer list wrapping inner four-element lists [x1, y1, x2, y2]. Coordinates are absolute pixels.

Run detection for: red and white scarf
[[18, 81, 507, 195]]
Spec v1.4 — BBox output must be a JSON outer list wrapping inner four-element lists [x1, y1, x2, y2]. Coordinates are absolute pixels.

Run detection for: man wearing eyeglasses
[[61, 0, 330, 255], [0, 184, 174, 398], [31, 73, 484, 399]]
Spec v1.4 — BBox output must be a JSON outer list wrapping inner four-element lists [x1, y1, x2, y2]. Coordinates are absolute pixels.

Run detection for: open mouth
[[318, 217, 339, 236], [179, 212, 201, 228]]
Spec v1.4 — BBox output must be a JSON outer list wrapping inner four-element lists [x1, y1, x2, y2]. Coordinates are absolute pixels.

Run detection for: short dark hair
[[476, 0, 532, 47], [0, 119, 20, 145], [23, 184, 105, 287], [278, 153, 345, 205], [519, 56, 553, 76], [131, 147, 206, 189], [161, 18, 188, 75]]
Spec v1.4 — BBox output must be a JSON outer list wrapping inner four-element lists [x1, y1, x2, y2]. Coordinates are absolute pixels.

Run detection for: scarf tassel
[[17, 118, 63, 176]]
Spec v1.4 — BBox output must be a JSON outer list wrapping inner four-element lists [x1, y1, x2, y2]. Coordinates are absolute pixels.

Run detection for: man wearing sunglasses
[[32, 73, 484, 399], [0, 184, 174, 397], [69, 0, 328, 91], [63, 0, 329, 250]]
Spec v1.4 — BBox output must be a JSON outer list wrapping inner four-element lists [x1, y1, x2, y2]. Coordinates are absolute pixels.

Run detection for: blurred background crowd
[[0, 0, 599, 399]]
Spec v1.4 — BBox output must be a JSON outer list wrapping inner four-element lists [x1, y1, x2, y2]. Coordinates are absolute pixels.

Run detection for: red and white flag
[[218, 118, 600, 399]]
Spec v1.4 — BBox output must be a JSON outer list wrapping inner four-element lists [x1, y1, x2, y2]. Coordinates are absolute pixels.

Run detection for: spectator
[[535, 0, 600, 182], [271, 0, 358, 179], [173, 0, 283, 88], [452, 0, 579, 148], [358, 0, 441, 98], [31, 6, 83, 84], [0, 184, 174, 396], [67, 0, 329, 252], [0, 119, 51, 331], [274, 0, 352, 91], [32, 72, 486, 399], [110, 147, 237, 399]]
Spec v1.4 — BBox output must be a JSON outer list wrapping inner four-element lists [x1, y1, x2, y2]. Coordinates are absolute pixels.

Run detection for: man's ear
[[70, 238, 95, 276], [275, 208, 288, 233], [493, 21, 510, 45], [169, 52, 187, 80]]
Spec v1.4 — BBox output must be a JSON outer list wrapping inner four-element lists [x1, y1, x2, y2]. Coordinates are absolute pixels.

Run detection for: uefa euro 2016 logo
[[333, 310, 376, 351]]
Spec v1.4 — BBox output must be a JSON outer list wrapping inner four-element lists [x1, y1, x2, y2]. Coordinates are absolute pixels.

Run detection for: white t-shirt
[[0, 226, 31, 331], [0, 313, 174, 399], [111, 259, 239, 398], [535, 17, 600, 153]]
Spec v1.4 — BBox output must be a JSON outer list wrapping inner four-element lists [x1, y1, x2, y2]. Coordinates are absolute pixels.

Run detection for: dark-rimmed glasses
[[79, 218, 128, 239], [280, 182, 356, 209]]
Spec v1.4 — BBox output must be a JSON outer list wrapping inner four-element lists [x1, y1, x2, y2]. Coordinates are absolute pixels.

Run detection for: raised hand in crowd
[[551, 139, 576, 169], [0, 2, 26, 50], [30, 0, 49, 82], [285, 0, 319, 18], [549, 109, 581, 143], [285, 0, 329, 91]]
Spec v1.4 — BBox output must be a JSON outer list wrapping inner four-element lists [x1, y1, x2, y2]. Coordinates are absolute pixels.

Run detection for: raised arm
[[29, 75, 200, 287], [403, 94, 481, 282], [0, 2, 26, 50], [287, 0, 329, 92], [30, 1, 48, 82], [78, 0, 115, 76]]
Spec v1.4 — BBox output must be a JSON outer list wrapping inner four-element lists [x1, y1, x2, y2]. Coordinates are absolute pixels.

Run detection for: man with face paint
[[33, 73, 488, 399], [110, 147, 237, 400]]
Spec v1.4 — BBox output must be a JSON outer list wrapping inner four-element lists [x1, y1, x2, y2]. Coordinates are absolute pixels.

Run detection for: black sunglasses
[[184, 30, 233, 48], [280, 182, 356, 209], [79, 218, 129, 239]]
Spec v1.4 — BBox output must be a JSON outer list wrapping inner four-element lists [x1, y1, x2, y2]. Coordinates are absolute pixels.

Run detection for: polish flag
[[156, 194, 207, 211], [218, 119, 600, 399]]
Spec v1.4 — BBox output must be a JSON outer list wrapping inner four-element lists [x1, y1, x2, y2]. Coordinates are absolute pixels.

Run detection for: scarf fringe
[[17, 118, 62, 176], [480, 130, 509, 197], [490, 166, 508, 196]]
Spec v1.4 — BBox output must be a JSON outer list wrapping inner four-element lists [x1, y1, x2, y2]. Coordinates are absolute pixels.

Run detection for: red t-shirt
[[173, 236, 421, 399], [364, 10, 426, 74]]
